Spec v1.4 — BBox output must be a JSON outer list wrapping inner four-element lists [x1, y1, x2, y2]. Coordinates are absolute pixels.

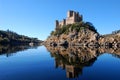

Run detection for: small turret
[[67, 10, 74, 18], [55, 20, 59, 27]]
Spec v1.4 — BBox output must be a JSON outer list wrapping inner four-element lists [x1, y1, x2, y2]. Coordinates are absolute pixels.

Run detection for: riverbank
[[0, 30, 43, 45]]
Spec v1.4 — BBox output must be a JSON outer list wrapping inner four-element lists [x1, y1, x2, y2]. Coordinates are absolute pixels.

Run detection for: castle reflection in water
[[45, 46, 120, 79], [0, 44, 120, 79]]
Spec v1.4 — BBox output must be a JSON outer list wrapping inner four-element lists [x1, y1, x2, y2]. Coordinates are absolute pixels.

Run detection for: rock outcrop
[[45, 21, 120, 48], [45, 22, 100, 47], [44, 11, 120, 48], [98, 32, 120, 48]]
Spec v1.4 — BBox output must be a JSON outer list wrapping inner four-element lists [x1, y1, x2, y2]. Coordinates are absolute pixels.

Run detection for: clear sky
[[0, 0, 120, 40]]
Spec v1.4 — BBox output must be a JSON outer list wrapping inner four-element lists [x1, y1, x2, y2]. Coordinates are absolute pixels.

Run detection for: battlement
[[55, 10, 83, 30]]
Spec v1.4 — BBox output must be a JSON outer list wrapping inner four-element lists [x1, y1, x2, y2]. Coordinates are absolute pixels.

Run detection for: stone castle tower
[[55, 10, 83, 30]]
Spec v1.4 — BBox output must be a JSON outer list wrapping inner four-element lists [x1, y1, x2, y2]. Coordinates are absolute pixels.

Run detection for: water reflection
[[0, 44, 38, 57], [45, 46, 120, 79]]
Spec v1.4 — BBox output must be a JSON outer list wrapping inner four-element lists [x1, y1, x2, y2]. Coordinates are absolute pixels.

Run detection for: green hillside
[[0, 30, 42, 45]]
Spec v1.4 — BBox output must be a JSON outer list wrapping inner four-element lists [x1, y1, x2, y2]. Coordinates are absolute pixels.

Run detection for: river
[[0, 45, 120, 80]]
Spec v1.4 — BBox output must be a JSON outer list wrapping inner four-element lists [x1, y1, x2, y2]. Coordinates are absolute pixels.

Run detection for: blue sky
[[0, 0, 120, 40]]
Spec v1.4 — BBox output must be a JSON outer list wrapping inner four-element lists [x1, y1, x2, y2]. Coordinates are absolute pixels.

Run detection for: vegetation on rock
[[46, 20, 120, 48], [46, 21, 99, 47], [51, 22, 97, 36]]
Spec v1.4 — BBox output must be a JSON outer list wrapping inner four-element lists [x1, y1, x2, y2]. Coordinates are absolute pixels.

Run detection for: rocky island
[[45, 10, 120, 48]]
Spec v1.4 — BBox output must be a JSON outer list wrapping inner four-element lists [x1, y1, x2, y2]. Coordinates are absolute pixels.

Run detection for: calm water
[[0, 45, 120, 80]]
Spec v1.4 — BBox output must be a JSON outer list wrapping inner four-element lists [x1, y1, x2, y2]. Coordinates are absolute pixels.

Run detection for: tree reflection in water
[[45, 46, 120, 79], [0, 44, 38, 57]]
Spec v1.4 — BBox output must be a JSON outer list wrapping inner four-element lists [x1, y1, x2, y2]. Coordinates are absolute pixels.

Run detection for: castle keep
[[55, 10, 83, 30]]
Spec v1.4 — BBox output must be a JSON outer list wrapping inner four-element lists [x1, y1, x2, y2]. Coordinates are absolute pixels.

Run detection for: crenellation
[[55, 20, 59, 30], [55, 10, 83, 30]]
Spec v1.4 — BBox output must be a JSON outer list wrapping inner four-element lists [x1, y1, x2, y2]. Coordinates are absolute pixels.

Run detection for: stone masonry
[[55, 10, 83, 30]]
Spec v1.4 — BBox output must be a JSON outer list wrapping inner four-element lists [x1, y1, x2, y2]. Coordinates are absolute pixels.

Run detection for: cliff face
[[45, 21, 120, 48], [45, 22, 99, 46], [99, 32, 120, 47]]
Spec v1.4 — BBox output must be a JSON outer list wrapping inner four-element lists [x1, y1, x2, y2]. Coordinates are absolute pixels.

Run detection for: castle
[[55, 10, 83, 30]]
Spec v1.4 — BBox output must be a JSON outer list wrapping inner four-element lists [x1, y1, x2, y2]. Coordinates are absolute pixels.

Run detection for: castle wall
[[55, 10, 83, 30], [67, 11, 74, 18], [58, 19, 66, 28], [66, 17, 75, 25], [59, 21, 64, 28]]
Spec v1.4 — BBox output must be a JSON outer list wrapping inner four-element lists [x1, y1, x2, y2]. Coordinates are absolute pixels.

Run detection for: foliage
[[84, 22, 97, 33], [50, 21, 98, 36], [0, 30, 42, 45], [112, 30, 120, 34], [50, 31, 55, 35]]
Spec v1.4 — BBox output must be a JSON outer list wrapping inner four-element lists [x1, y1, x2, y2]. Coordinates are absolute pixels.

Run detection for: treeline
[[0, 29, 42, 45], [103, 29, 120, 37], [112, 30, 120, 34], [0, 44, 38, 57]]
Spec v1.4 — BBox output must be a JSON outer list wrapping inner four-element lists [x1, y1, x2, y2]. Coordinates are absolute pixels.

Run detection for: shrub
[[50, 22, 98, 36]]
